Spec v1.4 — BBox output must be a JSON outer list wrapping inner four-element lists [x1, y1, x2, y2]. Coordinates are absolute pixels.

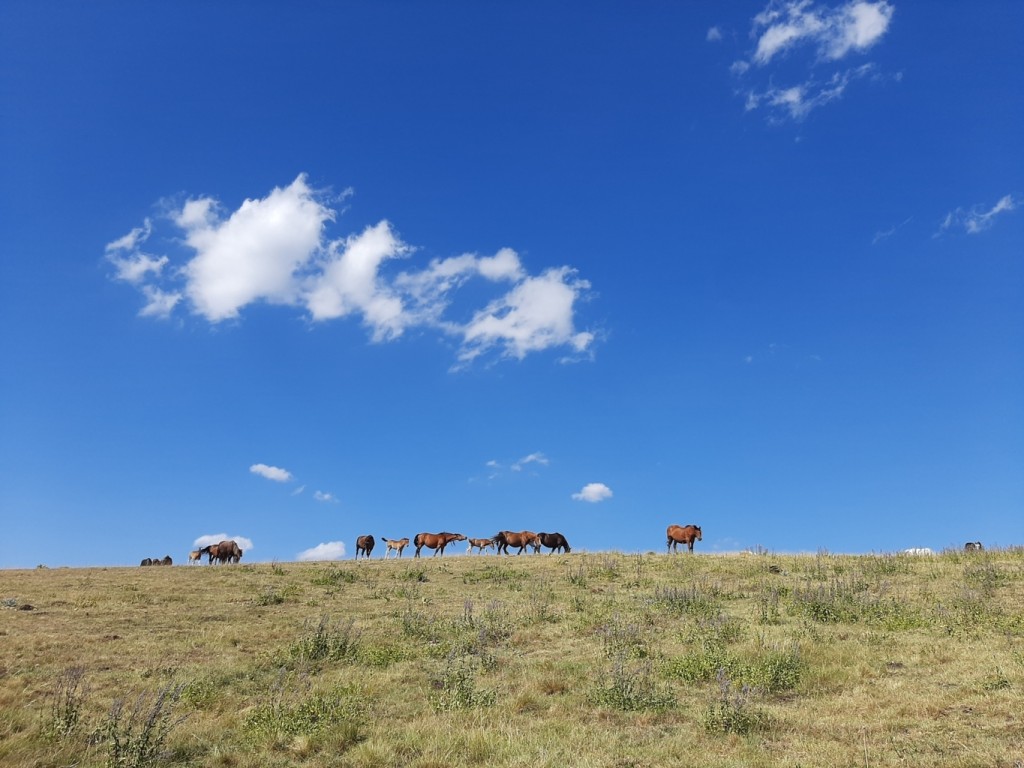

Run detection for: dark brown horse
[[667, 524, 702, 553], [964, 541, 983, 552], [140, 558, 153, 566], [413, 532, 466, 557], [494, 530, 541, 555], [537, 532, 570, 554], [202, 540, 242, 564], [355, 535, 375, 559], [217, 540, 242, 563]]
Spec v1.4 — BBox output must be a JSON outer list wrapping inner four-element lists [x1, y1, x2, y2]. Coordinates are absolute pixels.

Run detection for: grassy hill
[[1, 548, 1022, 767]]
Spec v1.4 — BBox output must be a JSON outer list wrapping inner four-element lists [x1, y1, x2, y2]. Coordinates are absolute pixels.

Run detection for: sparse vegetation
[[0, 548, 1021, 766]]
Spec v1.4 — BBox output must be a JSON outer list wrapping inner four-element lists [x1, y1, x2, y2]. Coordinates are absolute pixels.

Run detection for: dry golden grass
[[1, 549, 1022, 767]]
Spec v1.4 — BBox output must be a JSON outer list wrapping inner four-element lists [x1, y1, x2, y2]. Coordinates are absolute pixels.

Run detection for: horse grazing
[[355, 535, 375, 559], [216, 540, 242, 563], [467, 537, 496, 554], [188, 550, 202, 564], [667, 524, 702, 553], [381, 537, 410, 559], [201, 540, 242, 564], [140, 558, 153, 566], [494, 530, 541, 555], [964, 541, 984, 552], [159, 555, 172, 566], [413, 532, 466, 557], [537, 532, 571, 554]]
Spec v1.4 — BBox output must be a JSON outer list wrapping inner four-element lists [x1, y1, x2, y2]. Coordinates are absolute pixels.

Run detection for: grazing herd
[[139, 555, 173, 566], [140, 527, 990, 566]]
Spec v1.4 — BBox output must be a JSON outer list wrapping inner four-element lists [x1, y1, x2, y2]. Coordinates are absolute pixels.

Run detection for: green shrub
[[98, 684, 187, 768], [46, 666, 89, 741], [701, 671, 770, 735], [243, 687, 363, 744], [429, 657, 496, 712], [311, 567, 358, 586], [286, 616, 361, 666], [592, 657, 675, 712]]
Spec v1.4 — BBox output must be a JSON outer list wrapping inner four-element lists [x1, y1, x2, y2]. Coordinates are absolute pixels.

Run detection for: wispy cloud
[[936, 194, 1017, 237], [297, 541, 346, 561], [572, 482, 613, 503], [872, 216, 912, 244], [730, 1, 895, 121], [193, 533, 254, 551], [313, 491, 339, 503], [250, 463, 293, 482], [707, 26, 723, 42], [512, 452, 550, 472], [108, 175, 596, 367]]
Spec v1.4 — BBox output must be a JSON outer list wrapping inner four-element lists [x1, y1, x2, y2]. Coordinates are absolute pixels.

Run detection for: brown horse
[[667, 524, 702, 553], [187, 549, 202, 564], [413, 532, 466, 557], [381, 537, 410, 558], [140, 558, 153, 566], [217, 540, 242, 563], [537, 532, 570, 554], [202, 540, 242, 564], [494, 530, 541, 555], [467, 537, 496, 554], [355, 535, 375, 559], [158, 555, 172, 566], [964, 541, 984, 552]]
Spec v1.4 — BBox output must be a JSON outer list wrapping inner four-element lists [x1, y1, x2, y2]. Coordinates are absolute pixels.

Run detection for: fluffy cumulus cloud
[[297, 541, 346, 561], [250, 463, 293, 482], [106, 175, 595, 366], [572, 482, 613, 503], [937, 194, 1017, 236], [193, 533, 254, 551], [727, 1, 895, 121]]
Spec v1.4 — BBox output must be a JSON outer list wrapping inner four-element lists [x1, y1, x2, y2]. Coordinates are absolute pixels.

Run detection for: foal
[[381, 537, 410, 559], [467, 537, 496, 554]]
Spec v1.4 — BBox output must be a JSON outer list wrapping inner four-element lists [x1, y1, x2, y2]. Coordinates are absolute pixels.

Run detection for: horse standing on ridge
[[666, 524, 702, 553]]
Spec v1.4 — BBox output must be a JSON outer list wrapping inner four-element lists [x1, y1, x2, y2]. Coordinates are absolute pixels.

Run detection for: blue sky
[[1, 1, 1021, 567]]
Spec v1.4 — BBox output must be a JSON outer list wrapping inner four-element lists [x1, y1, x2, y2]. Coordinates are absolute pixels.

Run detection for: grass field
[[1, 548, 1022, 767]]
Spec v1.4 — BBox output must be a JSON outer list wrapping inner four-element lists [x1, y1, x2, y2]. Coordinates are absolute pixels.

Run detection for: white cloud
[[707, 26, 723, 42], [297, 541, 346, 561], [106, 219, 153, 254], [751, 0, 893, 64], [572, 482, 613, 503], [512, 452, 549, 471], [193, 533, 254, 551], [314, 491, 339, 503], [180, 176, 333, 321], [733, 1, 894, 121], [292, 485, 306, 496], [304, 220, 410, 340], [744, 64, 873, 121], [458, 267, 593, 364], [937, 195, 1017, 236], [107, 176, 595, 367], [250, 463, 293, 482], [138, 286, 181, 318]]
